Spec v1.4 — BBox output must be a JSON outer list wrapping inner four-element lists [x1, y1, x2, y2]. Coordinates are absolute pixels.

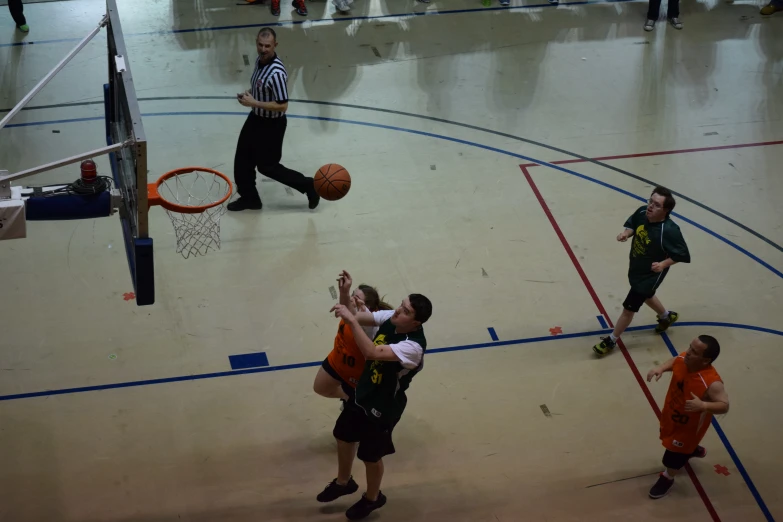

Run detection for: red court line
[[519, 139, 783, 169], [520, 165, 722, 522]]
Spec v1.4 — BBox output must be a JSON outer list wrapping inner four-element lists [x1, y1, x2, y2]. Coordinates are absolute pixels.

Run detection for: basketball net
[[149, 168, 232, 259]]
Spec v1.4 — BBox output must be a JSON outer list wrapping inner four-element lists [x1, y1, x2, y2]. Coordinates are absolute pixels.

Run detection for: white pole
[[0, 15, 109, 133], [0, 141, 131, 185]]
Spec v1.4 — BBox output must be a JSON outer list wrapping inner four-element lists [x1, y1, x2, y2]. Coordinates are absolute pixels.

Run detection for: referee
[[229, 28, 319, 212]]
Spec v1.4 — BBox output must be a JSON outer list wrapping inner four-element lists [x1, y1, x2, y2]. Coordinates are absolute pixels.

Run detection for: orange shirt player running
[[646, 335, 730, 500], [660, 351, 722, 453]]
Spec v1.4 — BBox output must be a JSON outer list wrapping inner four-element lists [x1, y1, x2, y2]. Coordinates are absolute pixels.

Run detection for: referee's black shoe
[[307, 180, 321, 210], [227, 197, 263, 212]]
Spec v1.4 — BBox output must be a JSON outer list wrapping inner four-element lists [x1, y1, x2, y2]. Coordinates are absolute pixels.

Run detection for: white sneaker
[[644, 19, 655, 31], [333, 0, 351, 12]]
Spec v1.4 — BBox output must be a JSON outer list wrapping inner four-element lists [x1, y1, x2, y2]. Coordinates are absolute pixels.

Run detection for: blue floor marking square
[[229, 352, 270, 370]]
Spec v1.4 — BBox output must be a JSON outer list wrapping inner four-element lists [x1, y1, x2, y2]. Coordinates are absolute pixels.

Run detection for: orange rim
[[147, 167, 233, 214]]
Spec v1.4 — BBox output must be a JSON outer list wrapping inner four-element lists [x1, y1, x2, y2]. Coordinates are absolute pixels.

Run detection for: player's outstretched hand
[[647, 367, 664, 382], [352, 295, 366, 312], [337, 270, 353, 294], [330, 303, 354, 321]]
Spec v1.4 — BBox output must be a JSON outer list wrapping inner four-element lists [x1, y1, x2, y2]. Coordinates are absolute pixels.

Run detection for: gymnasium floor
[[1, 0, 782, 521]]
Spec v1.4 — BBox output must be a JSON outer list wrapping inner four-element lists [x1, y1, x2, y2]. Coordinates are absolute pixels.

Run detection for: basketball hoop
[[147, 167, 233, 259]]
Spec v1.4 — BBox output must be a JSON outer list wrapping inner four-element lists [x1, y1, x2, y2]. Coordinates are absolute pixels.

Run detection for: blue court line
[[660, 333, 775, 522], [8, 111, 782, 281], [596, 315, 608, 329], [1, 320, 780, 403], [228, 351, 270, 370], [0, 0, 636, 48], [488, 327, 499, 341]]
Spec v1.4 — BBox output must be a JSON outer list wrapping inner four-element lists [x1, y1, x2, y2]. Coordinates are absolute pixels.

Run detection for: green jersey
[[624, 206, 690, 295], [354, 317, 427, 426]]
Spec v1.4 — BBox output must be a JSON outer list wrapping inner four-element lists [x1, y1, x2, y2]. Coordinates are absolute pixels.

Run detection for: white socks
[[659, 311, 670, 320], [609, 333, 618, 342]]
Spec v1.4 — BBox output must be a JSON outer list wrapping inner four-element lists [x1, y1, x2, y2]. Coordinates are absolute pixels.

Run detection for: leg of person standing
[[255, 116, 320, 209], [8, 0, 29, 32], [231, 113, 263, 209], [666, 0, 683, 29], [644, 0, 662, 30]]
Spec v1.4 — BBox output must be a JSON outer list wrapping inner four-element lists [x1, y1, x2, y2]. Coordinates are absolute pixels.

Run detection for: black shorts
[[623, 288, 655, 312], [321, 358, 354, 400], [662, 448, 701, 470], [333, 404, 396, 463]]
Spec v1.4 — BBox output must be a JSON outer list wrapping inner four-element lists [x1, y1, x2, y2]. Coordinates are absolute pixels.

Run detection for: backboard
[[104, 0, 154, 305]]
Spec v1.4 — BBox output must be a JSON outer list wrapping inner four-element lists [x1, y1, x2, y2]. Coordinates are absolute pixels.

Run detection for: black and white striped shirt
[[250, 54, 289, 119]]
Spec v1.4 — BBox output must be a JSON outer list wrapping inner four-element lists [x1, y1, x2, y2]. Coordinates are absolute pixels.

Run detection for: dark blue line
[[709, 420, 775, 521], [7, 110, 783, 282], [0, 0, 635, 48], [1, 320, 780, 403], [659, 333, 774, 522], [488, 327, 499, 341], [596, 315, 608, 329]]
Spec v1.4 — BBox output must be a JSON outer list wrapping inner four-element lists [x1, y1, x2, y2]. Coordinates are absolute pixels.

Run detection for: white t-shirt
[[371, 310, 424, 370]]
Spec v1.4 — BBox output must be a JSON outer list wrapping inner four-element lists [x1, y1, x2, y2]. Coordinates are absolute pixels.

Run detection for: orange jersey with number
[[660, 352, 722, 454], [326, 320, 367, 388]]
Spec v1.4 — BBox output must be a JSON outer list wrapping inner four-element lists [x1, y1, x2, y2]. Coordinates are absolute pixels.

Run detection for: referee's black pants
[[233, 113, 313, 202], [9, 0, 26, 26]]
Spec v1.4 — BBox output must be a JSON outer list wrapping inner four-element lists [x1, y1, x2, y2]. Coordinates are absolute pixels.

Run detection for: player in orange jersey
[[313, 270, 392, 401], [646, 335, 730, 499]]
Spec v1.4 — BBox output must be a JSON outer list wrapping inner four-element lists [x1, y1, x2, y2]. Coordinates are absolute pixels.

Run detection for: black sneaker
[[346, 492, 387, 520], [592, 336, 616, 356], [316, 477, 359, 503], [227, 197, 262, 212], [655, 311, 679, 334], [307, 179, 320, 210], [649, 473, 674, 499], [270, 0, 281, 16], [292, 0, 308, 15]]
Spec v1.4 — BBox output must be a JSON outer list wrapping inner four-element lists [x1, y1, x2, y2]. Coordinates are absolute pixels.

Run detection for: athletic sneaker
[[17, 24, 30, 33], [669, 17, 683, 29], [292, 0, 308, 15], [761, 1, 783, 14], [655, 311, 679, 334], [346, 492, 387, 520], [693, 445, 707, 459], [333, 0, 352, 12], [500, 0, 511, 5], [593, 336, 616, 356], [649, 473, 674, 499], [644, 19, 655, 31], [271, 0, 281, 16], [227, 197, 262, 212], [317, 477, 359, 502]]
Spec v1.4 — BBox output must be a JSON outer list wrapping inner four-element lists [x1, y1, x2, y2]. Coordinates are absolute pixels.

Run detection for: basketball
[[314, 164, 351, 201]]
